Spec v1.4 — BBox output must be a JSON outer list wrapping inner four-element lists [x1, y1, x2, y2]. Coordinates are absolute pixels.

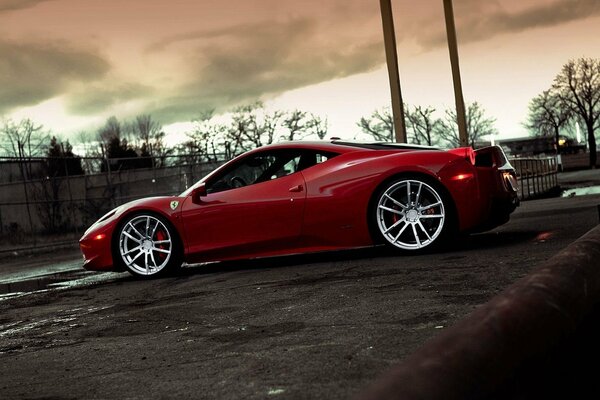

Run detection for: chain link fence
[[0, 154, 227, 254], [1, 153, 564, 254]]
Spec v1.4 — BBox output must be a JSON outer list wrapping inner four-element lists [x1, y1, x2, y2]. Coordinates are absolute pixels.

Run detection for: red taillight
[[94, 234, 106, 241], [502, 172, 518, 192]]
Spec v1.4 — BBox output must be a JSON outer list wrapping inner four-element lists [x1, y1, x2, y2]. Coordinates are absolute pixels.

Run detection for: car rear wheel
[[115, 213, 182, 278], [374, 177, 450, 251]]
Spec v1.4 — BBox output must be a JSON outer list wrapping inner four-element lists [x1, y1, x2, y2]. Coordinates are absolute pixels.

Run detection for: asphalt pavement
[[558, 168, 600, 189], [1, 189, 599, 399]]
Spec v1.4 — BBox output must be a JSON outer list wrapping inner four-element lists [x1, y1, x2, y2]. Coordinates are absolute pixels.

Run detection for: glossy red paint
[[79, 141, 519, 272], [181, 172, 306, 263], [79, 196, 187, 271]]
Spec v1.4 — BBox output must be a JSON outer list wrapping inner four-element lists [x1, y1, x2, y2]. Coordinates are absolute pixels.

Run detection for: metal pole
[[380, 0, 407, 143], [18, 141, 36, 246], [61, 143, 78, 235], [443, 0, 468, 147], [150, 143, 157, 188], [101, 143, 116, 209]]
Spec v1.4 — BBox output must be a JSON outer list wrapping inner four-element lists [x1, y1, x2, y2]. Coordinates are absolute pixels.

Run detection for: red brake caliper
[[156, 230, 167, 260]]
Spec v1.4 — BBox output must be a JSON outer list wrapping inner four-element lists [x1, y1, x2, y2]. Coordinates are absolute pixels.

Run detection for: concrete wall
[[0, 162, 222, 236]]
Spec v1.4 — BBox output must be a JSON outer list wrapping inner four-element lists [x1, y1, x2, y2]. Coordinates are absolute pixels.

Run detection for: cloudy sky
[[1, 0, 600, 144]]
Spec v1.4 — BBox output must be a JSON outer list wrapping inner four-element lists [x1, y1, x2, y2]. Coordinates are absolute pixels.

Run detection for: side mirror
[[191, 183, 207, 204]]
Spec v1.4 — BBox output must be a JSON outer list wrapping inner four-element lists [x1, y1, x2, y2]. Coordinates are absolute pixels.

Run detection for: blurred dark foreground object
[[358, 224, 600, 400]]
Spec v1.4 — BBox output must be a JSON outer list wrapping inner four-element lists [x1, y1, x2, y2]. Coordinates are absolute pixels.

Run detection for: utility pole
[[380, 0, 407, 143], [443, 0, 468, 147], [17, 141, 36, 245]]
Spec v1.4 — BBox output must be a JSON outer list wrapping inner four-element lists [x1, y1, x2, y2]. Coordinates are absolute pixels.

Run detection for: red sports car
[[79, 141, 519, 278]]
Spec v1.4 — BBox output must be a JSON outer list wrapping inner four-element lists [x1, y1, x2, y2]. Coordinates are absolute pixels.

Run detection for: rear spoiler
[[474, 146, 512, 169], [447, 147, 475, 165]]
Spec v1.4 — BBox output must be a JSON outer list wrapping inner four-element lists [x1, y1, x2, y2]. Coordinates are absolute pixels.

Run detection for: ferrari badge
[[170, 201, 179, 210]]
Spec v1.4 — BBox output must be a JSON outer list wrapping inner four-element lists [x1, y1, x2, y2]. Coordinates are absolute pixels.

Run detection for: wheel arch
[[366, 170, 459, 244], [111, 208, 184, 272]]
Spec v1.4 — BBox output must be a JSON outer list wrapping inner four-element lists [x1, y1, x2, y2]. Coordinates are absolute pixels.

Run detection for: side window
[[207, 151, 302, 194], [297, 151, 338, 172], [315, 153, 332, 164], [269, 155, 301, 180]]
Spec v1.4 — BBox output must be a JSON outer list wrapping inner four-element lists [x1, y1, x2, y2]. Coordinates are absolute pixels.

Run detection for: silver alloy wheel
[[376, 179, 446, 250], [119, 215, 173, 276]]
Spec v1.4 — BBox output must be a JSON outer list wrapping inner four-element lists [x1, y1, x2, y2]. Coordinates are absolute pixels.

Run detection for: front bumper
[[79, 226, 114, 271]]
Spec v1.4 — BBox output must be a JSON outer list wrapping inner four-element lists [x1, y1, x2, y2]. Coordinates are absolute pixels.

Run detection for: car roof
[[254, 140, 440, 154]]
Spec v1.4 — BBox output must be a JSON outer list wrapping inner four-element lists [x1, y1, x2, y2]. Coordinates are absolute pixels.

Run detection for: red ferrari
[[79, 141, 519, 278]]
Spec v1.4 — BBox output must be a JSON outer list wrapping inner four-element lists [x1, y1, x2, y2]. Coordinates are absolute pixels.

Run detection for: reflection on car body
[[79, 140, 519, 278]]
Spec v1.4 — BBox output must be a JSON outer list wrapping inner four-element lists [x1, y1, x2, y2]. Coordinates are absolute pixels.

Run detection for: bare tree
[[0, 118, 48, 185], [228, 102, 297, 151], [75, 130, 98, 155], [133, 114, 161, 147], [406, 105, 440, 146], [97, 116, 144, 171], [0, 118, 47, 158], [357, 107, 394, 142], [34, 137, 83, 233], [74, 130, 101, 174], [0, 118, 46, 238], [553, 58, 600, 167], [229, 103, 262, 152], [187, 104, 320, 159], [305, 114, 329, 140], [260, 109, 284, 145], [132, 114, 171, 167], [282, 110, 308, 141], [527, 89, 571, 153], [98, 116, 122, 145], [435, 102, 497, 148], [186, 110, 222, 161]]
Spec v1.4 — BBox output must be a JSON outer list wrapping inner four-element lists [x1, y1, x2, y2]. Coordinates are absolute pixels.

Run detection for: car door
[[181, 150, 306, 261]]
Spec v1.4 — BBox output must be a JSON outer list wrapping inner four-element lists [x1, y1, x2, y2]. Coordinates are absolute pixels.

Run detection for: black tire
[[113, 212, 183, 278], [370, 175, 455, 253]]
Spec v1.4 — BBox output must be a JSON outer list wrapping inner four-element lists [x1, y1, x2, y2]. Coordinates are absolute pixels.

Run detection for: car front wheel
[[115, 213, 182, 278], [374, 177, 450, 251]]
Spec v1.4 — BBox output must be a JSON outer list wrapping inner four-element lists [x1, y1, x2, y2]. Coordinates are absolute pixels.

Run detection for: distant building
[[475, 136, 586, 157]]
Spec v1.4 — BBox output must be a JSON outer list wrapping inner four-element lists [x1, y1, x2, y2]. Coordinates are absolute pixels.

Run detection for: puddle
[[562, 185, 600, 197]]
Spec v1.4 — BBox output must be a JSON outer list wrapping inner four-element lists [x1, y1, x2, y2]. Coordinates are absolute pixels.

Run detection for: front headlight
[[83, 206, 123, 236], [98, 207, 121, 223]]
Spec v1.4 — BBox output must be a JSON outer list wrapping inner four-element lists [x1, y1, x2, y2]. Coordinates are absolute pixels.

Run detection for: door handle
[[289, 184, 303, 192]]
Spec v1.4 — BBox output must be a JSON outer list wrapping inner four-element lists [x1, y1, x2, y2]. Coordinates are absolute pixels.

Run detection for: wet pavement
[[0, 248, 83, 283], [0, 248, 121, 302], [0, 193, 599, 399], [0, 270, 120, 301]]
